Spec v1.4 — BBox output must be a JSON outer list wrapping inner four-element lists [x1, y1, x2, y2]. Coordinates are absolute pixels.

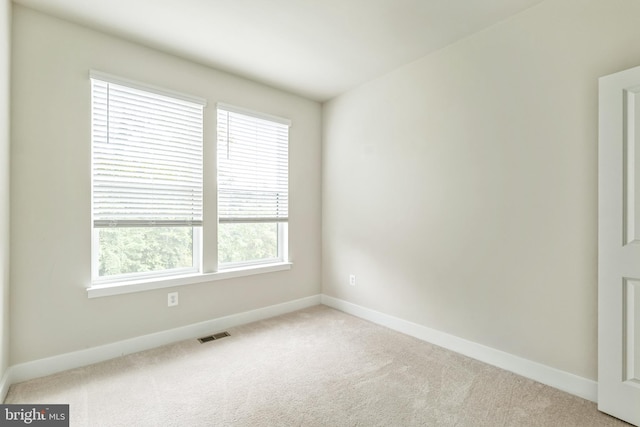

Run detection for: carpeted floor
[[4, 305, 630, 426]]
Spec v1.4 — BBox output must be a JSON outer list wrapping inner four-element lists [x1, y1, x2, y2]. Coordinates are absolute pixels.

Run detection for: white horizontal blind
[[217, 105, 289, 223], [91, 75, 205, 228]]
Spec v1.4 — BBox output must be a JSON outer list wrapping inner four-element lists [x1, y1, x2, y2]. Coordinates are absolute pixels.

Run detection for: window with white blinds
[[217, 104, 290, 224], [88, 72, 293, 288], [90, 72, 207, 283], [91, 71, 206, 228]]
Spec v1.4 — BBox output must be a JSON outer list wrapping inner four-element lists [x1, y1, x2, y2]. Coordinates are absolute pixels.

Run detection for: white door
[[599, 65, 640, 426]]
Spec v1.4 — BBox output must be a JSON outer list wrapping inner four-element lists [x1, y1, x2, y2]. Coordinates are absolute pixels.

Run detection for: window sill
[[87, 262, 293, 298]]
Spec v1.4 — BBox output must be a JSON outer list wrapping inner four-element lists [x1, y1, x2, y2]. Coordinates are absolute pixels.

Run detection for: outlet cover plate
[[168, 292, 179, 307]]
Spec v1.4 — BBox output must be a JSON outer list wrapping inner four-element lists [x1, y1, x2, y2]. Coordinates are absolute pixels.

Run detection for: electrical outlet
[[349, 274, 356, 286], [168, 292, 179, 307]]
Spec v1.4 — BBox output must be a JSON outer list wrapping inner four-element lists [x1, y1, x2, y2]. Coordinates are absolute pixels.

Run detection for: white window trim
[[216, 102, 291, 126], [216, 103, 290, 270], [90, 71, 207, 288], [86, 79, 295, 297], [89, 70, 207, 106], [86, 262, 292, 298]]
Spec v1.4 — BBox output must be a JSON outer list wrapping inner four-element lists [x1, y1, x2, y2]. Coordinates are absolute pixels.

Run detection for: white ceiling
[[13, 0, 545, 101]]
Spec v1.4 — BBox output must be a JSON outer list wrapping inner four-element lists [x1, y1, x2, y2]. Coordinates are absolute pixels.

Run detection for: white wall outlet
[[168, 292, 179, 307], [349, 274, 356, 286]]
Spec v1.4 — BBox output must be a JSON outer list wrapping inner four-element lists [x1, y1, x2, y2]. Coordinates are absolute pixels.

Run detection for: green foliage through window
[[98, 227, 193, 277], [218, 223, 278, 264]]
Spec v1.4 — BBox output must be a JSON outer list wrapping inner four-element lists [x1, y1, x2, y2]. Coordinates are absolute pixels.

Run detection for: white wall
[[322, 0, 640, 380], [10, 5, 322, 365], [0, 0, 10, 378]]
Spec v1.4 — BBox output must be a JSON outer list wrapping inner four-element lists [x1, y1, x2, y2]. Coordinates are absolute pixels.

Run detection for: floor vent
[[198, 331, 230, 343]]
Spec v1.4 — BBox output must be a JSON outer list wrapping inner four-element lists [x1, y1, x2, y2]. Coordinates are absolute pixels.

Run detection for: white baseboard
[[1, 294, 597, 405], [321, 295, 597, 403], [3, 294, 322, 400]]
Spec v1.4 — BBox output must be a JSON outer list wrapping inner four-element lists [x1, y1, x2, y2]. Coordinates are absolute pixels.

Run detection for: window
[[90, 71, 206, 283], [217, 104, 290, 268], [88, 72, 292, 295]]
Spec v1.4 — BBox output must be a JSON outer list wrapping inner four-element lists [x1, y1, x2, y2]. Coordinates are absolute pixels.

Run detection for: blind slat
[[91, 77, 204, 227], [217, 108, 289, 223]]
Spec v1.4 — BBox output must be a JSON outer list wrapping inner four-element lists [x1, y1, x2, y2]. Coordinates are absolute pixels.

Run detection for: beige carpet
[[4, 305, 630, 426]]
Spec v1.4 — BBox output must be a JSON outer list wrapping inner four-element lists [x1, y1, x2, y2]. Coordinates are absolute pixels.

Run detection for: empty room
[[1, 0, 640, 425]]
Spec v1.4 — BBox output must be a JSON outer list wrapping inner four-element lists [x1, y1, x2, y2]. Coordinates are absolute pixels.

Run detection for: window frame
[[87, 73, 293, 297], [216, 103, 291, 271], [89, 71, 206, 285]]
